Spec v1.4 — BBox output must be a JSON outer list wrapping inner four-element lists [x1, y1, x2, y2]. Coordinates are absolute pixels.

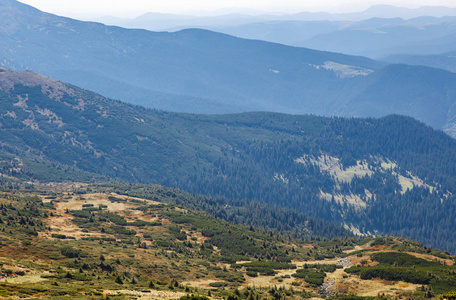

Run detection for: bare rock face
[[318, 280, 336, 297], [336, 257, 353, 268]]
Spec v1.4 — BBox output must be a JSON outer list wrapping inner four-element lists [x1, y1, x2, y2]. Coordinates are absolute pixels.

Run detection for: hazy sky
[[19, 0, 456, 18]]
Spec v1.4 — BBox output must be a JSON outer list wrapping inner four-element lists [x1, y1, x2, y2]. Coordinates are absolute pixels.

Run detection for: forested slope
[[0, 67, 456, 252]]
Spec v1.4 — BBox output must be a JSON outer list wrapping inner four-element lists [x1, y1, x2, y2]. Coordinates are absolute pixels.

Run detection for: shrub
[[345, 266, 431, 284], [60, 246, 81, 258], [107, 225, 136, 236], [52, 233, 67, 239], [180, 296, 209, 300], [69, 210, 91, 219], [209, 282, 228, 288], [246, 271, 258, 277]]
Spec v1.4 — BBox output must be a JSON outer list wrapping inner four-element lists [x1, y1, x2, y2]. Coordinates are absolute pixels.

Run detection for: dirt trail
[[105, 289, 187, 299], [343, 245, 364, 253], [184, 279, 222, 289]]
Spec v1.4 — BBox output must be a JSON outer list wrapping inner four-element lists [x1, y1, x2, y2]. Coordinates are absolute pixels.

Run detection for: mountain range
[[293, 16, 456, 58], [99, 13, 456, 60], [95, 5, 456, 31], [1, 66, 456, 253], [2, 1, 456, 298], [96, 7, 456, 59], [2, 0, 456, 138]]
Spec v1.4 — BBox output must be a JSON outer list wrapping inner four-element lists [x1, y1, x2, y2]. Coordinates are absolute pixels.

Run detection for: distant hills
[[95, 6, 456, 59], [95, 5, 456, 31], [294, 17, 456, 58], [205, 16, 456, 59], [211, 17, 456, 59], [2, 0, 456, 136], [1, 67, 456, 252]]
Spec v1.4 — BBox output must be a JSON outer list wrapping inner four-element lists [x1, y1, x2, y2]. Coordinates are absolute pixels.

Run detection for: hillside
[[385, 51, 456, 74], [1, 67, 456, 253], [0, 185, 456, 299], [2, 1, 456, 133]]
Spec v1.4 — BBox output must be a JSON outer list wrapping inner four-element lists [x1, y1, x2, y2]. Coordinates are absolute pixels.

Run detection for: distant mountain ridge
[[93, 5, 456, 59], [206, 16, 456, 59], [2, 1, 456, 137], [94, 4, 456, 31], [293, 16, 456, 58], [92, 6, 456, 59]]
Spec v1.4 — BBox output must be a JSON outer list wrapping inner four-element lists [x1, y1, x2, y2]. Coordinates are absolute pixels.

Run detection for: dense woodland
[[172, 116, 456, 252], [98, 184, 350, 239]]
